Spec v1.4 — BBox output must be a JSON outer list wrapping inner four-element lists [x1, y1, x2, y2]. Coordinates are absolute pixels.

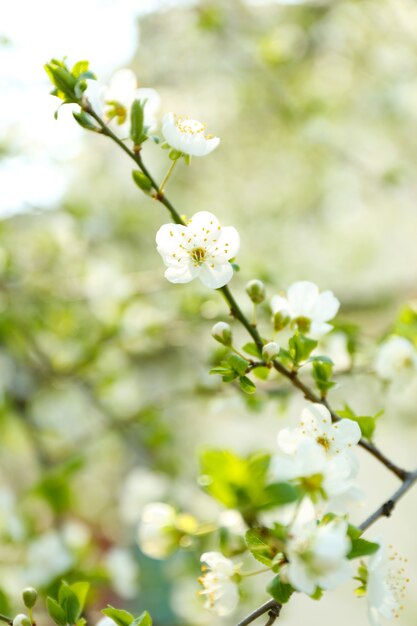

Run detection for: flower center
[[175, 117, 206, 135], [316, 435, 330, 451], [294, 316, 311, 333], [190, 247, 207, 265]]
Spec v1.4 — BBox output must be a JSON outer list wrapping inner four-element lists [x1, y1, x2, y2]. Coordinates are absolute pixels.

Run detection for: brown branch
[[236, 600, 281, 626], [360, 468, 417, 532]]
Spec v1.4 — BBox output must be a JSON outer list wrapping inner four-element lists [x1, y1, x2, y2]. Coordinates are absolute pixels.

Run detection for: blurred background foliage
[[1, 0, 417, 625]]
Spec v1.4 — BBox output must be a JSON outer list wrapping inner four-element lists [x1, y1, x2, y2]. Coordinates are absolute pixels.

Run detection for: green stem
[[159, 159, 178, 194]]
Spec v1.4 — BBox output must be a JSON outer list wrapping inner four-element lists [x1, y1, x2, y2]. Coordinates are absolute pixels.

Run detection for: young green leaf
[[102, 607, 134, 626], [267, 575, 294, 604], [239, 375, 256, 394], [46, 598, 67, 626]]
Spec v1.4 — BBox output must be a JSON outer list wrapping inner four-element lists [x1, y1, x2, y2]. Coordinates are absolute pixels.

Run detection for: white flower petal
[[313, 290, 340, 322], [199, 262, 233, 289], [287, 281, 319, 317]]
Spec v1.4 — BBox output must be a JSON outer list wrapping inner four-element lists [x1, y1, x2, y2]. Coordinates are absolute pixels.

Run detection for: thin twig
[[360, 468, 417, 531], [236, 600, 281, 626]]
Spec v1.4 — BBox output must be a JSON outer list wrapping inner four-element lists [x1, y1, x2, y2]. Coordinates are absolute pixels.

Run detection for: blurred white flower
[[23, 531, 73, 586], [199, 552, 239, 616], [271, 281, 340, 338], [137, 502, 177, 559], [86, 69, 160, 134], [278, 404, 361, 467], [319, 332, 352, 371], [374, 336, 417, 381], [13, 615, 30, 626], [162, 113, 220, 156], [285, 517, 351, 595], [105, 547, 139, 599], [61, 519, 91, 550], [156, 211, 239, 289], [271, 439, 361, 513], [119, 467, 168, 525], [366, 542, 408, 626]]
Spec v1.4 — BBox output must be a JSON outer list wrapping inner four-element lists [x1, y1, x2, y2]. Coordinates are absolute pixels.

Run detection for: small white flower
[[13, 615, 30, 626], [156, 211, 239, 289], [137, 502, 177, 560], [271, 281, 340, 338], [374, 336, 417, 381], [366, 542, 409, 626], [162, 113, 220, 156], [286, 517, 351, 595], [278, 404, 361, 467], [199, 552, 239, 616], [86, 69, 160, 134], [212, 321, 233, 346]]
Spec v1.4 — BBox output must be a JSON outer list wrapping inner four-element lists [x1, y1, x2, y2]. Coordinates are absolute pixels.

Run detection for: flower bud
[[22, 588, 38, 609], [273, 310, 290, 332], [246, 279, 266, 304], [13, 615, 31, 626], [212, 322, 233, 346], [262, 342, 280, 363]]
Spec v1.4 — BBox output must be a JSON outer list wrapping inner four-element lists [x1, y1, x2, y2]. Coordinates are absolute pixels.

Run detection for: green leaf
[[239, 375, 256, 394], [132, 170, 153, 193], [199, 449, 271, 511], [71, 61, 89, 78], [245, 529, 275, 567], [253, 366, 270, 381], [102, 607, 134, 626], [260, 482, 301, 509], [338, 404, 381, 440], [69, 583, 89, 614], [242, 342, 262, 358], [348, 538, 380, 560], [227, 354, 248, 376], [73, 111, 99, 132], [131, 613, 152, 626], [267, 575, 294, 604], [312, 360, 335, 396], [130, 100, 145, 145], [59, 583, 81, 624], [47, 598, 67, 626], [289, 334, 318, 364]]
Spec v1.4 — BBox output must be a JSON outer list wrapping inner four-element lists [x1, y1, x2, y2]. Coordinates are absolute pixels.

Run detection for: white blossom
[[162, 113, 220, 156], [271, 281, 340, 338], [278, 404, 361, 468], [374, 336, 417, 381], [86, 69, 160, 134], [271, 439, 361, 513], [285, 517, 351, 595], [367, 542, 409, 626], [137, 502, 177, 560], [199, 552, 239, 616], [105, 547, 140, 599], [23, 531, 73, 587], [156, 211, 239, 289]]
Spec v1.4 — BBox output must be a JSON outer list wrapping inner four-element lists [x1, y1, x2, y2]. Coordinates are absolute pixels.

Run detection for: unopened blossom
[[262, 341, 280, 363], [137, 502, 177, 559], [199, 551, 239, 616], [271, 281, 340, 338], [374, 336, 417, 381], [212, 321, 233, 346], [366, 542, 409, 626], [285, 517, 351, 595], [156, 211, 240, 289], [86, 69, 160, 133], [162, 113, 220, 156], [278, 404, 361, 469], [13, 616, 30, 626]]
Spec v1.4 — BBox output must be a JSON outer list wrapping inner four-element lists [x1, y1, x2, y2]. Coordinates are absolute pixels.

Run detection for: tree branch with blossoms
[[36, 58, 417, 626]]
